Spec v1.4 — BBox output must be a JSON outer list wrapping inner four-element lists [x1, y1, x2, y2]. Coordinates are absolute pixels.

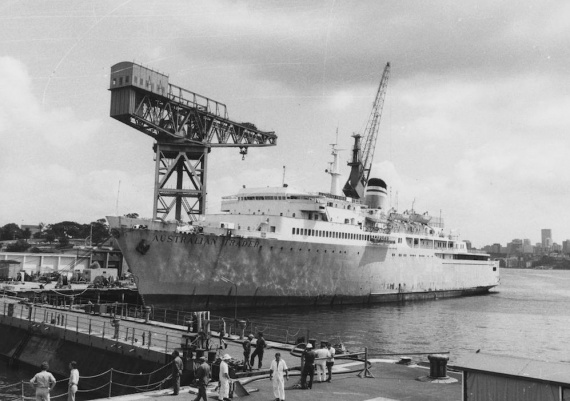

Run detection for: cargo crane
[[109, 62, 277, 221], [343, 62, 390, 199]]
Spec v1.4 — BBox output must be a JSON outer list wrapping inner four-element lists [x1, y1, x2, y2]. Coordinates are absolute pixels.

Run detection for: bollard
[[428, 354, 449, 378], [144, 306, 151, 323], [238, 320, 247, 339]]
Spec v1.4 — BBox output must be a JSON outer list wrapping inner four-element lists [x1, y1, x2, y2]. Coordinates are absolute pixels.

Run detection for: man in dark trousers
[[242, 333, 253, 371], [193, 356, 211, 401], [250, 332, 266, 369], [300, 343, 316, 390], [171, 350, 183, 395]]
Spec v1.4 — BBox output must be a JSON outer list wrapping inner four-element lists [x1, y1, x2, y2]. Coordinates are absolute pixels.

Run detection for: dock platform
[[90, 360, 462, 401]]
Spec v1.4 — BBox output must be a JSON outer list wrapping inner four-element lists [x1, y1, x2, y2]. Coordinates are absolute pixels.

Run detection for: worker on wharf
[[171, 350, 183, 395], [326, 342, 336, 382], [250, 332, 266, 369], [67, 361, 79, 401], [192, 356, 211, 401], [315, 343, 330, 382], [30, 361, 56, 401], [243, 333, 254, 371], [218, 354, 232, 401], [300, 343, 316, 390], [269, 352, 289, 401]]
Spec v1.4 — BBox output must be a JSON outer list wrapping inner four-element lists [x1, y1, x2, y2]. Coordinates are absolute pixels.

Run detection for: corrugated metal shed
[[455, 353, 570, 386]]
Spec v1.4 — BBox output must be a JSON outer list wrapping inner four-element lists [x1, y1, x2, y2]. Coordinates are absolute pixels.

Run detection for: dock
[[89, 360, 462, 401], [0, 294, 463, 400]]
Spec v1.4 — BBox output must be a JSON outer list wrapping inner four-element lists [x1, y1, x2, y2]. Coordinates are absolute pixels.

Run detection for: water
[[1, 268, 568, 398], [242, 268, 570, 364]]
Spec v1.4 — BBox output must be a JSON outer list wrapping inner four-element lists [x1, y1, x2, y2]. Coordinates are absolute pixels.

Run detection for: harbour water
[[243, 268, 570, 364], [1, 268, 569, 399]]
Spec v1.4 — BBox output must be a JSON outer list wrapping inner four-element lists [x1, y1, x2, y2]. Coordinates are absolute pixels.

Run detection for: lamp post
[[221, 277, 238, 325]]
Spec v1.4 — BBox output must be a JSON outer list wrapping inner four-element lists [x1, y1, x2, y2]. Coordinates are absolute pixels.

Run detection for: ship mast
[[326, 128, 343, 196]]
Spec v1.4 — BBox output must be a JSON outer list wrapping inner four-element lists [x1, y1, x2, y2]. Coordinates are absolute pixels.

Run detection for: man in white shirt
[[218, 354, 231, 401], [67, 361, 79, 401], [326, 343, 336, 382], [314, 344, 330, 382], [30, 361, 56, 401], [269, 353, 289, 401]]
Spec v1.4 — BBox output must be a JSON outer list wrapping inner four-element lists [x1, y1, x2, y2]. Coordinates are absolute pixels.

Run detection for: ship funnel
[[364, 178, 387, 209]]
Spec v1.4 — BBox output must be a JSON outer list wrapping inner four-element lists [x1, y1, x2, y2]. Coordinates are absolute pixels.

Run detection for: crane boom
[[342, 62, 390, 199]]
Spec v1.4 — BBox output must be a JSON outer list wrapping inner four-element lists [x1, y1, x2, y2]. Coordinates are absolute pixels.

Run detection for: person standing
[[300, 344, 316, 390], [30, 361, 56, 401], [171, 350, 183, 395], [67, 361, 79, 401], [314, 343, 330, 382], [269, 353, 288, 401], [242, 334, 253, 371], [218, 354, 232, 401], [325, 343, 336, 382], [193, 356, 211, 401], [250, 332, 266, 369]]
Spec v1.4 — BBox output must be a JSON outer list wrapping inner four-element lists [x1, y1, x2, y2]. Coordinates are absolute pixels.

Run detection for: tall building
[[541, 229, 552, 248]]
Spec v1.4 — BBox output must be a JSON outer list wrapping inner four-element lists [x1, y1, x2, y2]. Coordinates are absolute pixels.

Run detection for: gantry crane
[[343, 62, 390, 199], [109, 62, 277, 221]]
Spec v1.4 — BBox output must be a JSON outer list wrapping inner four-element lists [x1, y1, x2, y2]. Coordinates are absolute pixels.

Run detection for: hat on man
[[199, 356, 207, 361], [222, 354, 232, 360], [306, 343, 313, 349], [248, 334, 254, 339]]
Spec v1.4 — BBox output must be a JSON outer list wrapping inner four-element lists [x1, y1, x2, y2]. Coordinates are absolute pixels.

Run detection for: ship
[[106, 62, 499, 311], [107, 147, 500, 311]]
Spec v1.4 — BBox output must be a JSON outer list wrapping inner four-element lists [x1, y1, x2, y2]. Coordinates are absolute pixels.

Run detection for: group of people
[[30, 361, 79, 401], [300, 342, 336, 390]]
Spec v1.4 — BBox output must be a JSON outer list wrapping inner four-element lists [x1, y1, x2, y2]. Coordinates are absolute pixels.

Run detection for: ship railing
[[468, 249, 489, 255]]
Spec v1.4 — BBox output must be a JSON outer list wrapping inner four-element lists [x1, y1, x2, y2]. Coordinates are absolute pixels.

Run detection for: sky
[[1, 0, 569, 247]]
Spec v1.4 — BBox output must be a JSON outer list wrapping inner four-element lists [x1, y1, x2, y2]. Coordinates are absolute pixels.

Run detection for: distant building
[[542, 229, 552, 248], [20, 225, 41, 235], [507, 239, 523, 254], [563, 240, 570, 254]]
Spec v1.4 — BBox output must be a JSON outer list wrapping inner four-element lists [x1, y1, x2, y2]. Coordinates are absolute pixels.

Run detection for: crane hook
[[239, 147, 248, 161]]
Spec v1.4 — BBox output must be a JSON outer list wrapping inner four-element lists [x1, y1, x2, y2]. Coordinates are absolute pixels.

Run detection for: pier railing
[[0, 295, 305, 355], [0, 298, 180, 355], [0, 363, 174, 400], [30, 293, 305, 345]]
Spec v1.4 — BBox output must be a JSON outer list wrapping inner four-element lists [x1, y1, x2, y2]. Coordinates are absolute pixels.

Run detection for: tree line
[[0, 219, 110, 252]]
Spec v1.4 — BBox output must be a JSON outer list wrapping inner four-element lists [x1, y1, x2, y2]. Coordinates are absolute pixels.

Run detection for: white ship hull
[[108, 216, 499, 310]]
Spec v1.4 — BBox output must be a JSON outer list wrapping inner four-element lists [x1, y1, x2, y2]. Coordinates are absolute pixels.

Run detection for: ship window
[[293, 213, 296, 218], [112, 78, 117, 85], [280, 213, 283, 216], [270, 226, 276, 232], [125, 76, 129, 83], [292, 228, 295, 235]]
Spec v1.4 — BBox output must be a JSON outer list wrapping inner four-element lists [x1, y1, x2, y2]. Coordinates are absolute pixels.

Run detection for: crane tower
[[109, 62, 277, 221], [343, 62, 390, 199]]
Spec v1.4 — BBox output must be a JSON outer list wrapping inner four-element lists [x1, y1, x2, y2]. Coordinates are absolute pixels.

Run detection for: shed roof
[[455, 353, 570, 385]]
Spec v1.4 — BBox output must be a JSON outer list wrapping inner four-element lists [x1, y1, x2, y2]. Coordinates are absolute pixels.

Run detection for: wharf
[[90, 360, 462, 401]]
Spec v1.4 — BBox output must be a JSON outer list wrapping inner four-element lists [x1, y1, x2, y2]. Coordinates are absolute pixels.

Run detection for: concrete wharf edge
[[90, 361, 462, 401]]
